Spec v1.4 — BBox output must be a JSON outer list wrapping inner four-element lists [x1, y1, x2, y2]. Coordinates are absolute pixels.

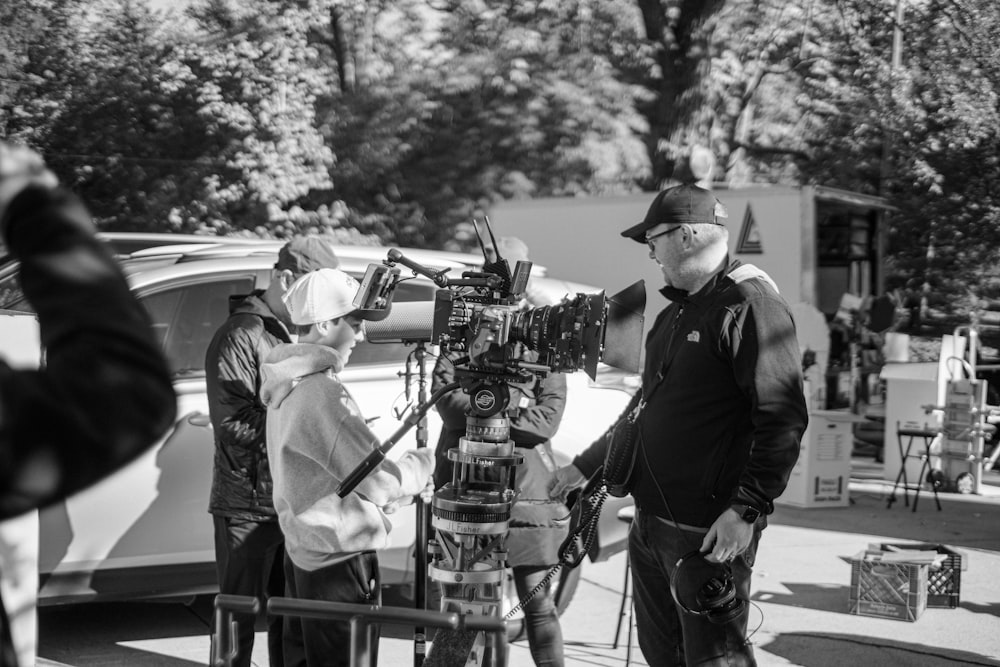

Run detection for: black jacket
[[0, 186, 176, 666], [575, 261, 807, 527], [205, 292, 291, 519]]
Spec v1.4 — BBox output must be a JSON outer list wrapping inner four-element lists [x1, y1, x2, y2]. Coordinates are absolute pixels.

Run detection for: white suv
[[0, 238, 636, 626]]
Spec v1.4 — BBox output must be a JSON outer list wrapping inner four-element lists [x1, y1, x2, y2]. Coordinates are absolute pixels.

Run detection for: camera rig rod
[[387, 249, 452, 287], [336, 381, 460, 499]]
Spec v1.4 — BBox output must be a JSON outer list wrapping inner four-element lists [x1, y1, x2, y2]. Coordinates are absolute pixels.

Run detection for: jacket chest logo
[[686, 331, 700, 343]]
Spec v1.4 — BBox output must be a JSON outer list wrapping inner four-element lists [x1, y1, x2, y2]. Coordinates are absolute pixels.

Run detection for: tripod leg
[[613, 556, 630, 648]]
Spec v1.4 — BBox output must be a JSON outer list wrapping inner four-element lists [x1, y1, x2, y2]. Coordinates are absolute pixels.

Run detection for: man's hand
[[548, 464, 586, 502], [701, 508, 754, 563], [0, 142, 58, 223]]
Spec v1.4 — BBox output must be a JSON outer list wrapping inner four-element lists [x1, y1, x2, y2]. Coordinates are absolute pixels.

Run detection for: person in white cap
[[260, 268, 435, 667]]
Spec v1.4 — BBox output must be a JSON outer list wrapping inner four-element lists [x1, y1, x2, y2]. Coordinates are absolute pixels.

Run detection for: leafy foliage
[[1, 0, 1000, 310]]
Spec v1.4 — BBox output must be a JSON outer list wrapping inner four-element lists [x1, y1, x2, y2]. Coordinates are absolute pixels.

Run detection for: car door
[[38, 270, 261, 602]]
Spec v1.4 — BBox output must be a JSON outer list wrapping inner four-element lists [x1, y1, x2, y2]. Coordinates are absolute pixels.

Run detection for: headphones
[[669, 550, 745, 625]]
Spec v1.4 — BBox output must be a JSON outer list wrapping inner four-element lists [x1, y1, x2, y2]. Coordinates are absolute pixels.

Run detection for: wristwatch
[[731, 503, 761, 524]]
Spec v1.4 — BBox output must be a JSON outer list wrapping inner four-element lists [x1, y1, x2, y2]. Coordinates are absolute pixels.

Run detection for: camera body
[[430, 276, 606, 382], [357, 251, 610, 383]]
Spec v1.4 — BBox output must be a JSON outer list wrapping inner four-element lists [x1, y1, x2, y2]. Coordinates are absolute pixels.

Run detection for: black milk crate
[[848, 550, 927, 622], [876, 543, 963, 608]]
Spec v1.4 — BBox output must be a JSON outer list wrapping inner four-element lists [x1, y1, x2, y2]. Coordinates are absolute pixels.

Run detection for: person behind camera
[[260, 268, 435, 667], [431, 281, 569, 665], [0, 142, 176, 667], [550, 183, 807, 666], [205, 235, 340, 667]]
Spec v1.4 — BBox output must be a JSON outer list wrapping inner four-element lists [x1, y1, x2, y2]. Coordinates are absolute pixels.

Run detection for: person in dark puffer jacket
[[205, 235, 340, 667], [0, 142, 176, 667]]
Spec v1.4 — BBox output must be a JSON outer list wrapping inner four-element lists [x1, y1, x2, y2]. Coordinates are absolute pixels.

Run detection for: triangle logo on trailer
[[736, 204, 763, 254]]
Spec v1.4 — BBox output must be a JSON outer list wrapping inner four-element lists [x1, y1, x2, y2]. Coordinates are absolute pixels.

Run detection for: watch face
[[741, 506, 760, 523]]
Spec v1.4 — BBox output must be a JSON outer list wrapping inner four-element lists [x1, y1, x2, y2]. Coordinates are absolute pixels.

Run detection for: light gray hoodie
[[261, 343, 434, 571]]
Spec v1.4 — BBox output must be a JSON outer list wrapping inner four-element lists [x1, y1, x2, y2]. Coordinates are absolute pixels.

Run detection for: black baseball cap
[[621, 184, 728, 243]]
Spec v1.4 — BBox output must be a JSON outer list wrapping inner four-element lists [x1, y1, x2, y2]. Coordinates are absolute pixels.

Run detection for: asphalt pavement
[[37, 457, 1000, 666]]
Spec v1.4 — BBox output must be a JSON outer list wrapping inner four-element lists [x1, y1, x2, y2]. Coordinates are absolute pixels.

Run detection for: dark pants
[[283, 551, 381, 667], [628, 508, 760, 667], [213, 516, 286, 667], [512, 565, 564, 667]]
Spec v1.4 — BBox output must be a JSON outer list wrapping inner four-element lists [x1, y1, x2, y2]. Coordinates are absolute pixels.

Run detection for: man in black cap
[[551, 184, 807, 666], [205, 235, 340, 667]]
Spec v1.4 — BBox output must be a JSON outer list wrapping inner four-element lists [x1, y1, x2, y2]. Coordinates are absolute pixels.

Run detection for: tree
[[319, 0, 650, 249]]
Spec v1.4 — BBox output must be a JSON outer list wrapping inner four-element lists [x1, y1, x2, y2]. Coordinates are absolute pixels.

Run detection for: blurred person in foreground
[[550, 183, 807, 666], [0, 142, 176, 667], [205, 235, 340, 667], [261, 268, 435, 667]]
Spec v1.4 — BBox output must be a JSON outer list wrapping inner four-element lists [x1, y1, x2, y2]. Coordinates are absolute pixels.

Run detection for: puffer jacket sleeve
[[207, 315, 267, 455], [0, 185, 176, 519], [507, 371, 567, 447]]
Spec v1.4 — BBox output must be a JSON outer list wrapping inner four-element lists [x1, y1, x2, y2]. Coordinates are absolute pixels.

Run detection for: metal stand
[[887, 423, 942, 511], [611, 506, 635, 666], [407, 343, 432, 667], [425, 380, 524, 667]]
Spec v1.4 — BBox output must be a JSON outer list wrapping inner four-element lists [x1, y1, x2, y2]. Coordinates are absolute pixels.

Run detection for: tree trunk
[[636, 0, 725, 187]]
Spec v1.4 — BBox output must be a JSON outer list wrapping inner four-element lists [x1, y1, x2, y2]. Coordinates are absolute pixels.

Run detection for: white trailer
[[489, 185, 895, 319]]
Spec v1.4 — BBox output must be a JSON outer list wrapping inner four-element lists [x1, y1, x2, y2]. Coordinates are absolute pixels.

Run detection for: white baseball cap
[[282, 268, 361, 326]]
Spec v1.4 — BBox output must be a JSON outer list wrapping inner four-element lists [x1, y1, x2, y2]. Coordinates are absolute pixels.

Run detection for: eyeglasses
[[645, 226, 682, 252]]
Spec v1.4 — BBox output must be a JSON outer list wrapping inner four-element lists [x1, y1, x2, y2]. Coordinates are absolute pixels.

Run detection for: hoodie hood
[[261, 343, 347, 409]]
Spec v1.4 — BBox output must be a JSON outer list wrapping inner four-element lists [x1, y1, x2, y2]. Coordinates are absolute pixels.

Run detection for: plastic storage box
[[848, 549, 928, 622], [876, 542, 963, 608]]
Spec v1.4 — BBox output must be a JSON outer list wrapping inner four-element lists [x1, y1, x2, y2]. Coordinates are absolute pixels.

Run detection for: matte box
[[875, 543, 964, 608], [848, 550, 928, 622]]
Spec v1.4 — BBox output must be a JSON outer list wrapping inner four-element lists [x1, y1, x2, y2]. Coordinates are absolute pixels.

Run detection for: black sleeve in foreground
[[0, 185, 177, 519]]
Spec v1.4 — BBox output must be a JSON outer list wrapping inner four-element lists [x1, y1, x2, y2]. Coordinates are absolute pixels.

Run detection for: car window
[[350, 279, 437, 366], [141, 277, 254, 377], [0, 266, 30, 313]]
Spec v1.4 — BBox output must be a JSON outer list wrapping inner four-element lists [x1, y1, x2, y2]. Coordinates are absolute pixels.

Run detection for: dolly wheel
[[926, 469, 946, 490], [955, 472, 975, 494]]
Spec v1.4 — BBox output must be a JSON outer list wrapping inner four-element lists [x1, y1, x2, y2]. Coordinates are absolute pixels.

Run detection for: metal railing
[[210, 594, 508, 667]]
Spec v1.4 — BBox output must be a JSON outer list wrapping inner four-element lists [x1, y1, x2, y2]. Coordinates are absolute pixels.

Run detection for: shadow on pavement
[[759, 632, 1000, 667], [751, 583, 849, 614], [769, 480, 1000, 553], [39, 598, 211, 666]]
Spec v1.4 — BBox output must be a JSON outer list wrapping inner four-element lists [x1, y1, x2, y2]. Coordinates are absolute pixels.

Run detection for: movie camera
[[337, 224, 643, 665]]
